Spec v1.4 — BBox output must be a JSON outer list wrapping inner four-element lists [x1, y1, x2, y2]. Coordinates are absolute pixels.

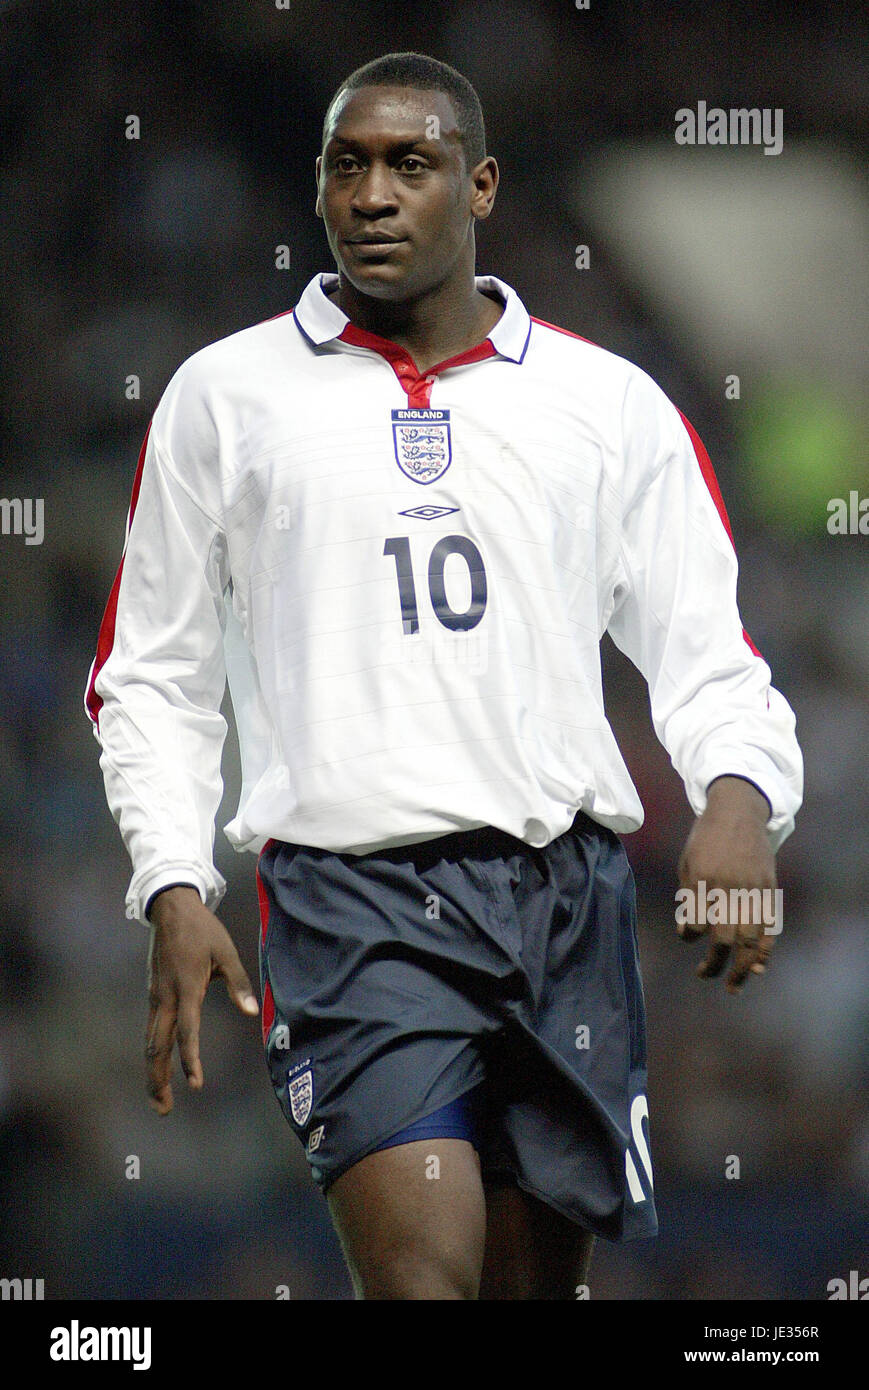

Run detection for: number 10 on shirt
[[383, 535, 488, 634]]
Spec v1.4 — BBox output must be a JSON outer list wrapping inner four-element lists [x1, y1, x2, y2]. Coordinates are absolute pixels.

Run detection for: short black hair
[[322, 51, 486, 173]]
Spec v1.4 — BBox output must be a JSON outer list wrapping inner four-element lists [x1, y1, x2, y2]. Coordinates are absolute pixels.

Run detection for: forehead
[[324, 84, 462, 151]]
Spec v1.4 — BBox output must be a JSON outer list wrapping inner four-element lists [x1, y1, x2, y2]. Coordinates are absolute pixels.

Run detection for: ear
[[469, 155, 499, 221], [315, 155, 322, 218]]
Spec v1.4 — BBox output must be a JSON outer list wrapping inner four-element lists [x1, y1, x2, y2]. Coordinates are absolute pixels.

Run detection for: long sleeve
[[85, 373, 231, 925], [606, 371, 803, 849]]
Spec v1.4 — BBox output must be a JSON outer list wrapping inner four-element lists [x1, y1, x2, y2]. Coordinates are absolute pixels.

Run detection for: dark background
[[0, 0, 866, 1299]]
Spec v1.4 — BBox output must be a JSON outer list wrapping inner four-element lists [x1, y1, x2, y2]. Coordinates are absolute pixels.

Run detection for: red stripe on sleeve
[[677, 409, 762, 658], [85, 423, 152, 728], [677, 410, 735, 545]]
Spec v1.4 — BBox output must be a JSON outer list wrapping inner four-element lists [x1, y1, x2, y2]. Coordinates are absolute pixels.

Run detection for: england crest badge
[[288, 1068, 313, 1126], [391, 408, 452, 484]]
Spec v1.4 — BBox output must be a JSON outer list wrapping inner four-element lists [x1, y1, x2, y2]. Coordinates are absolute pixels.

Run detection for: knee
[[354, 1240, 480, 1300]]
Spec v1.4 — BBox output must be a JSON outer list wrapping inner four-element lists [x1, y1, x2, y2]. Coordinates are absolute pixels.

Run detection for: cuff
[[688, 754, 799, 852], [125, 861, 227, 928]]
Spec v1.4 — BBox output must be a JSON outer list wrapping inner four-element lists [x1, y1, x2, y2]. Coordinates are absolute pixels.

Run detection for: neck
[[329, 264, 502, 375]]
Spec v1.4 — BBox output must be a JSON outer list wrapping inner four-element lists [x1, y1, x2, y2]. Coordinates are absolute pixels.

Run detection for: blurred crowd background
[[0, 0, 866, 1299]]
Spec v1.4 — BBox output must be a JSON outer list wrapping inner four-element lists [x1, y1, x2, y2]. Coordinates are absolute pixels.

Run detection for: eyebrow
[[325, 135, 446, 157]]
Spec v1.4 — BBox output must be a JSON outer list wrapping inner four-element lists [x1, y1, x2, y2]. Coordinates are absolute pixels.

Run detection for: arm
[[85, 414, 230, 922], [86, 371, 258, 1106], [606, 373, 803, 989]]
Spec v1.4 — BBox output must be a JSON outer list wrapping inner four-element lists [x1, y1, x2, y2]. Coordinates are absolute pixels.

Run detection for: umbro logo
[[397, 505, 460, 521]]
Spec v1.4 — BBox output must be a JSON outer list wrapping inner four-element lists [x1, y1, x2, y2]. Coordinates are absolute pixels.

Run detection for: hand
[[145, 886, 259, 1114], [676, 776, 778, 994]]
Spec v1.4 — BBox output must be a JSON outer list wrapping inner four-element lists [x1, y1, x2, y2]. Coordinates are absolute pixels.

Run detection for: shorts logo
[[392, 409, 452, 484], [288, 1069, 313, 1126]]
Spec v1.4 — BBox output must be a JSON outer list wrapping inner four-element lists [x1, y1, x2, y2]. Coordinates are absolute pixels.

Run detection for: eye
[[333, 155, 360, 173], [398, 156, 426, 173]]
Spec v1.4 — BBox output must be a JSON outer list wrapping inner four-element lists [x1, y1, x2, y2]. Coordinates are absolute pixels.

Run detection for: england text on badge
[[391, 408, 452, 484]]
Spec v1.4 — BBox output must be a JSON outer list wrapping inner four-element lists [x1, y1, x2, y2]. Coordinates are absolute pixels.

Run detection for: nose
[[350, 161, 398, 216]]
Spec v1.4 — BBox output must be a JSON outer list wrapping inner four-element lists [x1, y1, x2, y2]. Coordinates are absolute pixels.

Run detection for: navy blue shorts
[[257, 813, 658, 1241]]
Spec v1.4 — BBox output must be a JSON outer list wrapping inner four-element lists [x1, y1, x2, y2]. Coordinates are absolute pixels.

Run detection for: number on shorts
[[625, 1093, 654, 1203]]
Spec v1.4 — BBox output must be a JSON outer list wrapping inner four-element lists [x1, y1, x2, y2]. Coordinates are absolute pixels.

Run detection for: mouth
[[345, 235, 407, 247]]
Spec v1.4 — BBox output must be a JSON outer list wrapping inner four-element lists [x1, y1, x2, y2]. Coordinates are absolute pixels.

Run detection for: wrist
[[706, 775, 771, 823], [146, 883, 201, 926]]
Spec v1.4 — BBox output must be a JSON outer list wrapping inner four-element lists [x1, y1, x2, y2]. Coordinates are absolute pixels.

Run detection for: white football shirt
[[85, 272, 803, 925]]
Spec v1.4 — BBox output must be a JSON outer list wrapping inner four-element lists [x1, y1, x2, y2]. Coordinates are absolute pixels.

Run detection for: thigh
[[259, 838, 503, 1193], [484, 821, 658, 1243], [326, 1138, 486, 1300], [480, 1180, 595, 1300]]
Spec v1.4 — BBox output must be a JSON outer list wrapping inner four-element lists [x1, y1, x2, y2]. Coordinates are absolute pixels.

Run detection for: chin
[[341, 265, 418, 301]]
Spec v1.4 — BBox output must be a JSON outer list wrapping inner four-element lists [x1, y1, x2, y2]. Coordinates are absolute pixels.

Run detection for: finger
[[146, 991, 178, 1114], [697, 940, 731, 980], [212, 943, 259, 1016], [676, 921, 705, 942], [727, 931, 774, 993], [750, 935, 775, 975], [725, 885, 774, 990], [176, 997, 204, 1091], [725, 940, 756, 993]]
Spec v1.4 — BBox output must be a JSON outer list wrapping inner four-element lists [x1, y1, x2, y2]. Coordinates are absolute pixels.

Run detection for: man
[[85, 51, 803, 1299]]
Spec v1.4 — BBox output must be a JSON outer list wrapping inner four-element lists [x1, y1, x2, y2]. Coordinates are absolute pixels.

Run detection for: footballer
[[85, 52, 803, 1299]]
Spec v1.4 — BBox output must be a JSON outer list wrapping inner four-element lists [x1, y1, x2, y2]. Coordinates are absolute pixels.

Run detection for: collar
[[292, 271, 532, 365]]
